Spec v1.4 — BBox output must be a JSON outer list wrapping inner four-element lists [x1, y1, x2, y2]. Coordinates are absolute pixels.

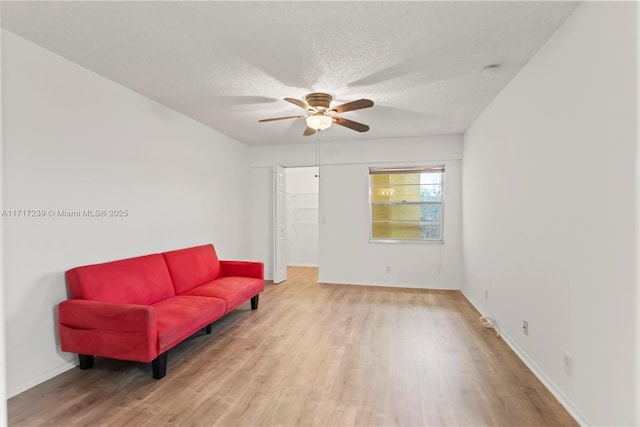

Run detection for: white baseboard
[[8, 360, 76, 398], [460, 289, 589, 427], [318, 277, 459, 290]]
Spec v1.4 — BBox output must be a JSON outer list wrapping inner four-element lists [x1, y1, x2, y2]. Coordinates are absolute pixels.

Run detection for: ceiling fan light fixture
[[306, 113, 333, 131], [259, 93, 373, 135]]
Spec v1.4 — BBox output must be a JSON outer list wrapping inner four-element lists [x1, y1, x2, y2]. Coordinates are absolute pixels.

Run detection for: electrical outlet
[[522, 320, 529, 336], [484, 290, 489, 300], [386, 265, 391, 274], [563, 351, 573, 375]]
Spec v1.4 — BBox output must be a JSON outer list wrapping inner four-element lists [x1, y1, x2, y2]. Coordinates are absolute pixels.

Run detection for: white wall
[[286, 167, 319, 267], [250, 167, 273, 279], [251, 135, 463, 288], [462, 3, 637, 425], [2, 30, 252, 397], [319, 159, 460, 288], [0, 14, 8, 426], [637, 5, 640, 425]]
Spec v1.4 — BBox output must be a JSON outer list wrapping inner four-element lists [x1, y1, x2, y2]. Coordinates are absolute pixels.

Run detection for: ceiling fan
[[259, 93, 374, 136]]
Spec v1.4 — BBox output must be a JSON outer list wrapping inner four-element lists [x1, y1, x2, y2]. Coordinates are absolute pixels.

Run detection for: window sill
[[369, 239, 444, 245]]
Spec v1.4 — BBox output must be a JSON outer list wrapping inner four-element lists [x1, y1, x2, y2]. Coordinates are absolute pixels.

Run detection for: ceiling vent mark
[[482, 64, 502, 77]]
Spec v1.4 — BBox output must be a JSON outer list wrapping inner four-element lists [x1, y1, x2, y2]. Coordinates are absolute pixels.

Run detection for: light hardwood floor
[[9, 267, 577, 426]]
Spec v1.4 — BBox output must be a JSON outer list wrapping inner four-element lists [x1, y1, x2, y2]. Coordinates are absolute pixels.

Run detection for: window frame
[[368, 165, 445, 244]]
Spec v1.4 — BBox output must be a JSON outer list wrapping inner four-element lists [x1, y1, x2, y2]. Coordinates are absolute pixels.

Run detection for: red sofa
[[58, 244, 264, 379]]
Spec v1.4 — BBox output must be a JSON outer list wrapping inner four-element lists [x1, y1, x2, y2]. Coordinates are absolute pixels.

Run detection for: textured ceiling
[[1, 1, 578, 146]]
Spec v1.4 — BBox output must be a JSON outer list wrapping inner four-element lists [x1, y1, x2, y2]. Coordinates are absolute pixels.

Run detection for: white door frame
[[273, 165, 287, 283]]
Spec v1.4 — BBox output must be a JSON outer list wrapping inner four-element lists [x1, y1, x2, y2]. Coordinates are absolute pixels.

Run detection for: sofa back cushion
[[66, 254, 176, 305], [162, 244, 221, 295]]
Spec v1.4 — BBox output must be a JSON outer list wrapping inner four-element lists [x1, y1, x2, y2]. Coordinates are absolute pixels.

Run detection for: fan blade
[[332, 99, 374, 113], [284, 97, 311, 111], [303, 127, 317, 136], [334, 116, 370, 132], [259, 115, 306, 122]]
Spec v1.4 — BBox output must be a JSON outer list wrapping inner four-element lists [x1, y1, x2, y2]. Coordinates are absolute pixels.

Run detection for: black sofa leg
[[251, 295, 259, 310], [205, 324, 212, 334], [152, 352, 168, 379], [78, 354, 94, 370]]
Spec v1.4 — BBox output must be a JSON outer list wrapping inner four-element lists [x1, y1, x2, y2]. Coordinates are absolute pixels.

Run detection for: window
[[369, 166, 444, 242]]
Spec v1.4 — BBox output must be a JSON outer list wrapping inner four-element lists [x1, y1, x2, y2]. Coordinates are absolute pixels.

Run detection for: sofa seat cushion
[[153, 295, 226, 352], [183, 277, 263, 312], [162, 244, 221, 295], [66, 254, 176, 305]]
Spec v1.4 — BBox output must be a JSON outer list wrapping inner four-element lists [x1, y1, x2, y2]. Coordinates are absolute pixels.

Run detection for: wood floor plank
[[8, 267, 577, 426]]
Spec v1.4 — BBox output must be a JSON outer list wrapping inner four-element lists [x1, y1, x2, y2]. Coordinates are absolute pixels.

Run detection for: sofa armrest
[[59, 299, 156, 333], [219, 260, 264, 280]]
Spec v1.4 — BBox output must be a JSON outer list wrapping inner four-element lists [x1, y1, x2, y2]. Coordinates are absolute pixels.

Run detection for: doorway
[[285, 167, 319, 268]]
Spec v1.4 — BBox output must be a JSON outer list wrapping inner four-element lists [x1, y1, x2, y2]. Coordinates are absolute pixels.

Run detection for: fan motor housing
[[305, 92, 333, 110]]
